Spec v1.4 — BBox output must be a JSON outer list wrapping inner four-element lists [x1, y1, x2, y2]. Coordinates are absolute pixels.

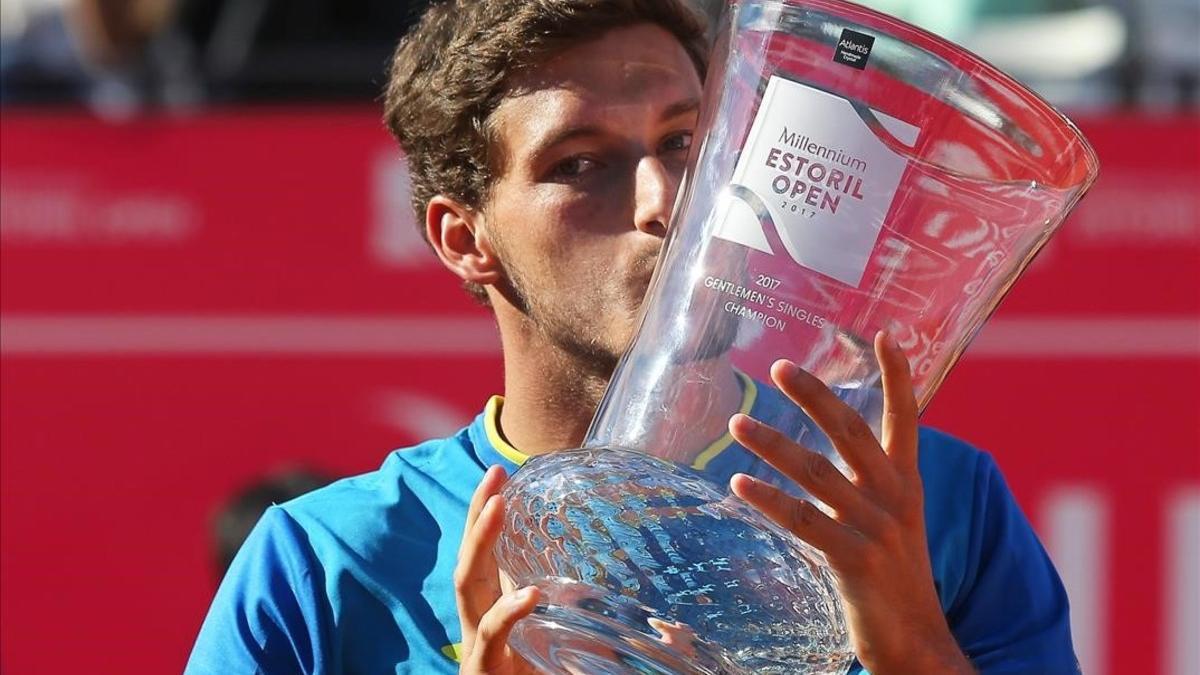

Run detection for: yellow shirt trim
[[690, 371, 757, 471], [441, 642, 462, 663], [483, 371, 755, 472], [483, 395, 530, 467]]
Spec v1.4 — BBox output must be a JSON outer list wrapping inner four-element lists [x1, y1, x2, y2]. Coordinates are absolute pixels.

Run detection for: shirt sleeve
[[185, 506, 330, 675], [948, 452, 1081, 674]]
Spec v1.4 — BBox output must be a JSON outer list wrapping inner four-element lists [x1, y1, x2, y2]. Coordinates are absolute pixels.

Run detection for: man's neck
[[492, 317, 745, 461], [494, 322, 611, 456]]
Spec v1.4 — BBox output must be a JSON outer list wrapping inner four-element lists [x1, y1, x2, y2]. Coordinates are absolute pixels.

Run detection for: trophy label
[[713, 76, 919, 287], [833, 29, 876, 70]]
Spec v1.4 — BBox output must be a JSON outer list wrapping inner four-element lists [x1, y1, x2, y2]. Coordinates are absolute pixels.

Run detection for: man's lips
[[627, 252, 661, 299]]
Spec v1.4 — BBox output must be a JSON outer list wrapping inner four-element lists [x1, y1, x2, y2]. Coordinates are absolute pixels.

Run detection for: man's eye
[[552, 156, 599, 179], [661, 132, 694, 153]]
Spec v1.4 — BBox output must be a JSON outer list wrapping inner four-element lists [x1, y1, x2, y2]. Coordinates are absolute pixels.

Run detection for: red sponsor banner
[[1, 109, 1197, 675]]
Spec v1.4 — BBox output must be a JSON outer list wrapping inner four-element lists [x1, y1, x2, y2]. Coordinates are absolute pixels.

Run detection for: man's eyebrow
[[526, 98, 702, 162], [526, 126, 608, 162], [661, 97, 701, 121]]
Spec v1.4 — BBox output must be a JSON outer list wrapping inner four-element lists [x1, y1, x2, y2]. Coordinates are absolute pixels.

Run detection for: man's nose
[[633, 156, 676, 238]]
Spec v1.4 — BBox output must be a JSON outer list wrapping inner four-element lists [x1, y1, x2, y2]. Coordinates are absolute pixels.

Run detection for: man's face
[[483, 23, 703, 375]]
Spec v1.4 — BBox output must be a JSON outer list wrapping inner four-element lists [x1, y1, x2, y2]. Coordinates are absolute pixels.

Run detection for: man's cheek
[[562, 189, 629, 232]]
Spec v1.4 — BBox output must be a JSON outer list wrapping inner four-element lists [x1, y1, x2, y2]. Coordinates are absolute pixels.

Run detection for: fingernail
[[732, 413, 759, 433], [514, 587, 534, 603], [731, 473, 761, 492], [775, 359, 800, 379]]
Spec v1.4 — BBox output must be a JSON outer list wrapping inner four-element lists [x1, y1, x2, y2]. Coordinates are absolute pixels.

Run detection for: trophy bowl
[[498, 448, 848, 674]]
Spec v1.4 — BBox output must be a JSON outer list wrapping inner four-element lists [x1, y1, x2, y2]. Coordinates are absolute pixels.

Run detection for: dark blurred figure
[[0, 0, 177, 109], [171, 0, 431, 101], [1, 0, 432, 108], [212, 467, 333, 578]]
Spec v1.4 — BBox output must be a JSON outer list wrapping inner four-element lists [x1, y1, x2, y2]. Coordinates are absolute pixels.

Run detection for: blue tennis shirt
[[186, 388, 1079, 674]]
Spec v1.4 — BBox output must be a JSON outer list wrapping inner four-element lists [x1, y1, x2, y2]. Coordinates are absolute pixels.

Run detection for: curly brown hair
[[382, 0, 709, 302]]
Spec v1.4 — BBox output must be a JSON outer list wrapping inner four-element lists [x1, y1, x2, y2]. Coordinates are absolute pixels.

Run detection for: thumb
[[463, 586, 539, 673]]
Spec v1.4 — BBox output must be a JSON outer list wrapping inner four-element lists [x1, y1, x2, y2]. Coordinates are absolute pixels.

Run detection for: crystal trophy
[[495, 1, 1100, 672]]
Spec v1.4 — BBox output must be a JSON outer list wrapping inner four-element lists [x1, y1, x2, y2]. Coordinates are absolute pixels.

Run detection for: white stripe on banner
[[0, 315, 501, 355], [969, 317, 1199, 357], [1043, 487, 1108, 675], [0, 315, 1196, 357], [1168, 489, 1200, 675]]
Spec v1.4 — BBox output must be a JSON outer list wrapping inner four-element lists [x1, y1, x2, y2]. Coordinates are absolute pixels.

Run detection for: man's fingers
[[466, 586, 540, 672], [454, 493, 506, 653], [463, 466, 508, 546], [456, 465, 509, 641], [730, 473, 858, 556], [769, 359, 889, 480], [875, 331, 919, 472], [648, 618, 699, 659], [729, 414, 886, 535]]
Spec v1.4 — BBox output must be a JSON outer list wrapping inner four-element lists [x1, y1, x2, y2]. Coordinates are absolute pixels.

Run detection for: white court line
[[1167, 490, 1200, 675], [1043, 487, 1108, 675], [0, 314, 1196, 357]]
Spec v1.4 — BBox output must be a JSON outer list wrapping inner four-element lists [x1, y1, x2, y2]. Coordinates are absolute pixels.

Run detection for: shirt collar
[[690, 371, 757, 470], [467, 372, 756, 474], [467, 395, 528, 475]]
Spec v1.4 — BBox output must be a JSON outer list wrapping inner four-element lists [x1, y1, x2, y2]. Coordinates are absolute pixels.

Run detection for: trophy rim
[[732, 0, 1101, 192]]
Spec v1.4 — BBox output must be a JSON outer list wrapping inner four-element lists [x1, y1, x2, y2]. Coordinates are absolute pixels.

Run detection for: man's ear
[[425, 195, 503, 288]]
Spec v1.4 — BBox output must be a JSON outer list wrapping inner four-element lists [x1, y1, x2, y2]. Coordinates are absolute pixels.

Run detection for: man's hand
[[728, 332, 975, 675], [454, 465, 539, 674]]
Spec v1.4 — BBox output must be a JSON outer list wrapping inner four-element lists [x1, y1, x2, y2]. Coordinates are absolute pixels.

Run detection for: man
[[185, 1, 1078, 673]]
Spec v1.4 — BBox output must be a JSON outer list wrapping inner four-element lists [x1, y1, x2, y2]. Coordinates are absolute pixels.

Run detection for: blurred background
[[1, 0, 1196, 672]]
